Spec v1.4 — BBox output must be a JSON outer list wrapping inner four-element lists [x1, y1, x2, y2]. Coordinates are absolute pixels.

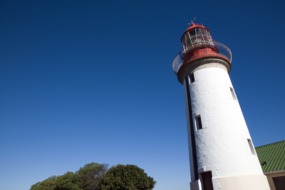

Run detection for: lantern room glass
[[182, 28, 215, 54]]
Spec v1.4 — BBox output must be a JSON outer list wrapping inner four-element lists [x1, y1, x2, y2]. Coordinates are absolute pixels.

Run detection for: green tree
[[96, 165, 156, 190], [30, 163, 107, 190], [54, 172, 81, 190], [30, 176, 58, 190], [30, 163, 155, 190], [76, 163, 107, 190]]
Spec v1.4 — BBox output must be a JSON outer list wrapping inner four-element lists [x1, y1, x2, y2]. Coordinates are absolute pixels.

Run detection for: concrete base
[[190, 174, 270, 190]]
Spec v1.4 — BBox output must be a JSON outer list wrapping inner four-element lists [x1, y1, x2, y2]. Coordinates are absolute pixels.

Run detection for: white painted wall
[[183, 63, 270, 189]]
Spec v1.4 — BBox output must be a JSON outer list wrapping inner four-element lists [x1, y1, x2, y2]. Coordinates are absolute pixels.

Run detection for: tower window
[[247, 139, 256, 155], [195, 115, 203, 130], [200, 171, 214, 190], [230, 87, 236, 99], [190, 73, 195, 83]]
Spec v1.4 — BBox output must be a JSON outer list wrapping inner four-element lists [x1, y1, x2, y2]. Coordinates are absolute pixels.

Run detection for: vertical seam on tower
[[185, 75, 199, 180]]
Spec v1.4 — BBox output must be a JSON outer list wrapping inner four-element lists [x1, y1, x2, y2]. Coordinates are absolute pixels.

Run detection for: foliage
[[30, 163, 155, 190], [76, 163, 107, 190], [54, 172, 81, 190], [30, 163, 106, 190], [96, 165, 156, 190], [30, 176, 58, 190]]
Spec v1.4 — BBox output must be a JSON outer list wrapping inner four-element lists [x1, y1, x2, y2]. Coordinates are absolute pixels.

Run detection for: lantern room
[[172, 23, 232, 82], [181, 24, 216, 54]]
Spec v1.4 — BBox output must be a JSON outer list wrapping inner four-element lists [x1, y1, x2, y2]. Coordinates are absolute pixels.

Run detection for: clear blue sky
[[0, 0, 284, 190]]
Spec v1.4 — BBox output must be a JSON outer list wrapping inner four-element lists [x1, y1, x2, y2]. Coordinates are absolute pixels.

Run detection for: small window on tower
[[247, 139, 256, 155], [190, 73, 195, 83], [201, 171, 214, 190], [230, 87, 236, 100], [195, 115, 203, 130]]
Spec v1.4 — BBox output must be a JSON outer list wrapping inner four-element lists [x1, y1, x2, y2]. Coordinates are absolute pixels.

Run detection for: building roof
[[256, 140, 285, 173]]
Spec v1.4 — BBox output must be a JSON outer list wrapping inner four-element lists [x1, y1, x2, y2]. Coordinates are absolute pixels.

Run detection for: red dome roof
[[184, 23, 207, 32]]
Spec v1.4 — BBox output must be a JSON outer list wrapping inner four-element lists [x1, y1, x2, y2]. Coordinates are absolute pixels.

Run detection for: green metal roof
[[256, 140, 285, 173]]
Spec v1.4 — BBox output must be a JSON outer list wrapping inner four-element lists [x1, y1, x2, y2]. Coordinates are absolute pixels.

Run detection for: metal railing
[[172, 41, 232, 73]]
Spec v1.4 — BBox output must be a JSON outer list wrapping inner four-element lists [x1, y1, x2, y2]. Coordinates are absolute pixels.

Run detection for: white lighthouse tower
[[172, 23, 270, 190]]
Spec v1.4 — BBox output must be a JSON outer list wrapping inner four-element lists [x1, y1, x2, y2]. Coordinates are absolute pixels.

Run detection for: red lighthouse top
[[172, 23, 232, 83], [181, 23, 216, 55]]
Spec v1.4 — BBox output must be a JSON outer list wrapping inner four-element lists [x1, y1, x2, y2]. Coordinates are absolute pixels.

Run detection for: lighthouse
[[172, 23, 270, 190]]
